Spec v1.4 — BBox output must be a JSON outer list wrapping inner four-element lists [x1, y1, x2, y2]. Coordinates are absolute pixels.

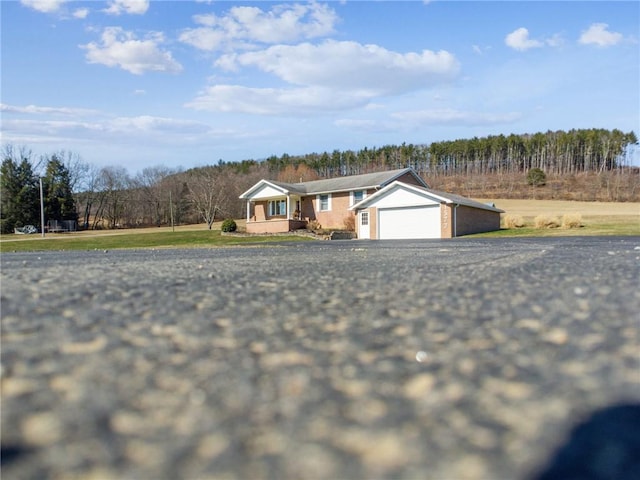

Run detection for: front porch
[[245, 218, 308, 234], [244, 190, 309, 234]]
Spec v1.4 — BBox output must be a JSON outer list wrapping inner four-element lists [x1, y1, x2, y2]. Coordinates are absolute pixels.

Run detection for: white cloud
[[179, 28, 227, 51], [505, 27, 544, 51], [1, 103, 99, 116], [189, 41, 459, 115], [81, 27, 183, 75], [73, 8, 89, 19], [579, 23, 623, 47], [179, 2, 338, 51], [472, 44, 493, 55], [103, 0, 149, 16], [2, 114, 235, 147], [109, 116, 211, 134], [391, 108, 522, 126], [334, 118, 393, 133], [546, 33, 565, 48], [216, 40, 459, 94], [335, 108, 522, 134], [19, 0, 68, 13], [186, 85, 371, 115]]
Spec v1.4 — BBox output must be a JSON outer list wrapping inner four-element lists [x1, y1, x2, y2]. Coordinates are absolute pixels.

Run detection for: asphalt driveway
[[1, 237, 639, 479]]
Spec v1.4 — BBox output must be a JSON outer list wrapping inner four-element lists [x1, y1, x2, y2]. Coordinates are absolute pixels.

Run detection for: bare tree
[[133, 166, 176, 226], [94, 166, 132, 229], [75, 163, 101, 229], [186, 167, 232, 229]]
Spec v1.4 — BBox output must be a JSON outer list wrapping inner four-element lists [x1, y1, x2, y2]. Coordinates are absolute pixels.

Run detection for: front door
[[359, 211, 370, 239]]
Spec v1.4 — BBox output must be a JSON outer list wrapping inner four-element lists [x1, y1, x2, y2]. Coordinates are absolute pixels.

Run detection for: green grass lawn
[[0, 230, 314, 253], [472, 215, 640, 238]]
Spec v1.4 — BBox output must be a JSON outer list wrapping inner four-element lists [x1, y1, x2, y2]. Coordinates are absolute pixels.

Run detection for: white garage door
[[378, 206, 441, 239]]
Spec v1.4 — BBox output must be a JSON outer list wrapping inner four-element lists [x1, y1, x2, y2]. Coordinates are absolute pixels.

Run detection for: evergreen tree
[[42, 155, 77, 223], [0, 157, 40, 233]]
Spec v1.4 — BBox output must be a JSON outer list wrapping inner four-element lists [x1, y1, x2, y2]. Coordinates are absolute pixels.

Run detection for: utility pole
[[169, 190, 175, 232], [39, 177, 45, 238]]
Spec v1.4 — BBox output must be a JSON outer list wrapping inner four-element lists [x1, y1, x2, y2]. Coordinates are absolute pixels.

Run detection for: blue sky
[[2, 0, 639, 173]]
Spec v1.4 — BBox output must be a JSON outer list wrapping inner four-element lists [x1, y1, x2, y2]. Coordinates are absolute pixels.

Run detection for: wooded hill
[[255, 128, 637, 178], [219, 127, 640, 203]]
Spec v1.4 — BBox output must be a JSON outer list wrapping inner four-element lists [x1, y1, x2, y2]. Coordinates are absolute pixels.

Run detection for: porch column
[[287, 195, 291, 220], [246, 200, 250, 222]]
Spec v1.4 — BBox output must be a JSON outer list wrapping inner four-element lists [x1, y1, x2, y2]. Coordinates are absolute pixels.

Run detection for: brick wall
[[454, 206, 501, 236], [441, 204, 453, 238]]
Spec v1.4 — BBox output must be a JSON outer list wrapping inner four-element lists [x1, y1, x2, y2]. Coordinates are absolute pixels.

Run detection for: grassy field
[[0, 220, 313, 253], [1, 200, 638, 252], [475, 199, 640, 237]]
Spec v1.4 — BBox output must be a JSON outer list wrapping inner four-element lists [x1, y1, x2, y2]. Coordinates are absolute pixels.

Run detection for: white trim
[[350, 189, 367, 206], [350, 181, 450, 211], [239, 179, 290, 199], [316, 193, 332, 211], [268, 199, 287, 217]]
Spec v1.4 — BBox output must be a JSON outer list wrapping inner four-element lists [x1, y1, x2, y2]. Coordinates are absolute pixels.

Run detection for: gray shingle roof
[[425, 188, 504, 213], [349, 181, 504, 213], [270, 168, 420, 195]]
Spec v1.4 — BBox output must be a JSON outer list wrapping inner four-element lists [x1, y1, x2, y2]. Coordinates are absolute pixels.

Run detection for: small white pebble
[[574, 287, 586, 296], [607, 251, 616, 256], [416, 351, 428, 363]]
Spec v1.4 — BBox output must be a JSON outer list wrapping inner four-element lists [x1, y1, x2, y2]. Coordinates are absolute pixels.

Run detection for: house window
[[361, 212, 369, 226], [352, 190, 365, 205], [318, 194, 331, 211], [269, 199, 286, 217]]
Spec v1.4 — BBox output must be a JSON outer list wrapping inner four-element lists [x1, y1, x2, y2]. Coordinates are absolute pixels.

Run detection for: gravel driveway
[[2, 237, 639, 479]]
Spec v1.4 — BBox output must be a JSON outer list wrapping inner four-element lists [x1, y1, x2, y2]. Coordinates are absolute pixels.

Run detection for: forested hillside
[[2, 128, 638, 233], [259, 128, 637, 177]]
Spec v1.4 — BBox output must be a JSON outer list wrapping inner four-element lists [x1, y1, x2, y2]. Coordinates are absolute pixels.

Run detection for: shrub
[[221, 218, 237, 232], [343, 215, 355, 232], [503, 214, 525, 229], [527, 168, 547, 187], [307, 219, 321, 231], [562, 214, 583, 229], [534, 215, 560, 229]]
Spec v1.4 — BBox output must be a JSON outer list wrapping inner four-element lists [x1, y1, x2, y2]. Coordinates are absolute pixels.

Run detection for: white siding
[[368, 186, 439, 208], [251, 184, 287, 200]]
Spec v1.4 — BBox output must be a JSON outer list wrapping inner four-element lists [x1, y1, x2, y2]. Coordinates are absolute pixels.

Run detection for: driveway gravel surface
[[1, 237, 639, 479]]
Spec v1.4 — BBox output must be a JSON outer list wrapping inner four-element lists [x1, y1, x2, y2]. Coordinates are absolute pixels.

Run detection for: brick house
[[239, 168, 503, 239]]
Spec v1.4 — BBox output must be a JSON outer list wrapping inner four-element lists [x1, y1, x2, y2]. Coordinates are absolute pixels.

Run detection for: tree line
[[1, 146, 79, 234], [0, 145, 271, 233], [260, 128, 637, 178], [1, 128, 637, 233]]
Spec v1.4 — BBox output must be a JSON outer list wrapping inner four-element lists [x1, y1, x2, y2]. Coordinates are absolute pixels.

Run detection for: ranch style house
[[239, 168, 504, 240]]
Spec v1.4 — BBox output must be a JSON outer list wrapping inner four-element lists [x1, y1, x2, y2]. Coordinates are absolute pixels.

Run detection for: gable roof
[[350, 181, 504, 213], [239, 168, 427, 199]]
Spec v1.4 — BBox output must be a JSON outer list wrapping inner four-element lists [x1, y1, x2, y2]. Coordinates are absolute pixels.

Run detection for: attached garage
[[378, 205, 441, 239], [351, 181, 503, 240]]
